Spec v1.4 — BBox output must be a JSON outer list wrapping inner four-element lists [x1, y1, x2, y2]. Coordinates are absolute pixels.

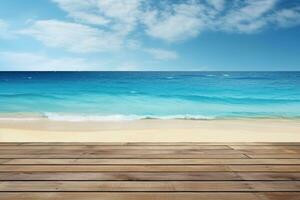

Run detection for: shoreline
[[0, 112, 299, 122], [0, 119, 299, 142]]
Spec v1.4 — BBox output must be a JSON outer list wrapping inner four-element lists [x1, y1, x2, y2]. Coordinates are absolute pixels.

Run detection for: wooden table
[[0, 142, 300, 199]]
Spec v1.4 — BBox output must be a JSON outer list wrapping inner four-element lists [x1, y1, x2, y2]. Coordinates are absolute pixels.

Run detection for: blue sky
[[0, 0, 300, 71]]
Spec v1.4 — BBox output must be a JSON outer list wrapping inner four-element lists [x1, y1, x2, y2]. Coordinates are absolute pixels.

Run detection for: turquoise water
[[0, 72, 299, 121]]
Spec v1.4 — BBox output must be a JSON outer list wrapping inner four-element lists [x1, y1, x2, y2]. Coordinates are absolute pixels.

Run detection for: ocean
[[0, 71, 299, 121]]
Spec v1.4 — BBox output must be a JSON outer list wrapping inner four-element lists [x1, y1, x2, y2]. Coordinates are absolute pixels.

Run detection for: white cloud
[[218, 0, 277, 33], [0, 52, 98, 71], [20, 0, 145, 53], [144, 48, 178, 60], [206, 0, 225, 11], [52, 0, 143, 34], [20, 20, 124, 53], [96, 0, 143, 31], [143, 1, 206, 42], [9, 0, 300, 63], [52, 0, 110, 25], [272, 6, 300, 27], [24, 0, 300, 46], [142, 0, 300, 40], [0, 51, 149, 71]]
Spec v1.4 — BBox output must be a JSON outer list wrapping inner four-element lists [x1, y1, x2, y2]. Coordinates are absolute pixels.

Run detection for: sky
[[0, 0, 300, 71]]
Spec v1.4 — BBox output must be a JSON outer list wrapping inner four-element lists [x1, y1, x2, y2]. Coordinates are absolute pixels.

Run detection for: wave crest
[[43, 113, 215, 122]]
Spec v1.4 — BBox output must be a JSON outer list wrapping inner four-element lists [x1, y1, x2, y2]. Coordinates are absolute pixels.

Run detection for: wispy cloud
[[0, 52, 98, 71], [20, 20, 124, 53], [52, 0, 143, 34], [143, 1, 206, 42], [272, 6, 300, 28], [48, 0, 300, 45], [142, 0, 286, 38], [207, 0, 225, 11], [6, 0, 300, 65], [216, 0, 277, 33], [52, 0, 110, 25], [18, 0, 146, 54]]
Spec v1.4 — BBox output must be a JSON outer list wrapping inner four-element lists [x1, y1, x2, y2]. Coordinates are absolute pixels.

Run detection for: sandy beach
[[0, 119, 299, 142]]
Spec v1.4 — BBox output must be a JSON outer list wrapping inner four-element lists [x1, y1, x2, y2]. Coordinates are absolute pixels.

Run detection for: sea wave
[[43, 113, 216, 122], [44, 113, 140, 122], [1, 112, 299, 121]]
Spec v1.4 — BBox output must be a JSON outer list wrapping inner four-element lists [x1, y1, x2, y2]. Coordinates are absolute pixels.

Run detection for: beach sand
[[0, 119, 299, 142]]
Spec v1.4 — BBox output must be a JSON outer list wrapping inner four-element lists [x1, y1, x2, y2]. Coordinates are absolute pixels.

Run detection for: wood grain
[[1, 142, 300, 199], [2, 164, 300, 172], [1, 181, 300, 191], [2, 158, 300, 165], [0, 192, 261, 200], [1, 172, 300, 181]]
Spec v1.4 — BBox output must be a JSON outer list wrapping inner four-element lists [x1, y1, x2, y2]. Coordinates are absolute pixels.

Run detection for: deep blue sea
[[0, 72, 299, 121]]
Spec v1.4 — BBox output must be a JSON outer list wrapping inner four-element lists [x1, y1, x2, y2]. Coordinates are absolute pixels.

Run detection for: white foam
[[150, 114, 215, 120], [0, 113, 216, 122], [43, 113, 215, 122], [44, 113, 140, 122]]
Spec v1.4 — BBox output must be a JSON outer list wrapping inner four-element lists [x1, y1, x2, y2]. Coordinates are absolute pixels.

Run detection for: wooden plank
[[229, 165, 300, 172], [0, 181, 300, 191], [0, 165, 230, 172], [258, 192, 300, 200], [1, 172, 300, 181], [0, 143, 25, 146], [247, 154, 300, 158], [0, 147, 248, 159], [0, 145, 232, 150], [2, 148, 299, 155], [239, 149, 300, 154], [0, 165, 300, 172], [237, 172, 300, 180], [0, 192, 261, 200], [1, 143, 300, 199], [231, 145, 300, 150], [2, 158, 300, 165], [0, 149, 242, 155], [2, 165, 300, 172], [2, 192, 300, 200], [0, 172, 242, 181], [0, 154, 248, 159]]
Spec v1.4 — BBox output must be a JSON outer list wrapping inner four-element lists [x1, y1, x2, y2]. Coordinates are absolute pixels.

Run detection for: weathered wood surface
[[2, 192, 300, 200], [2, 158, 300, 164], [0, 143, 300, 199]]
